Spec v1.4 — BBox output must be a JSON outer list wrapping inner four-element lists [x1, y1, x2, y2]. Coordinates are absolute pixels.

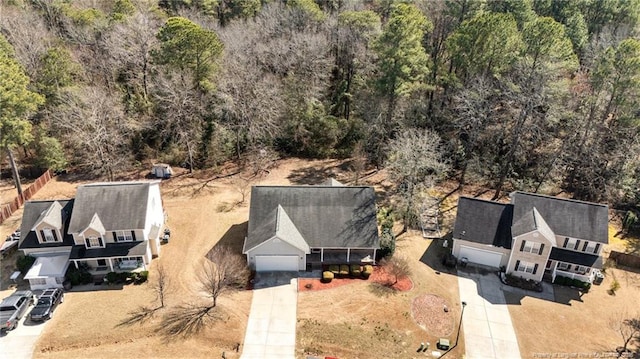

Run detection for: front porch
[[72, 256, 147, 274], [545, 259, 594, 283], [306, 248, 377, 266]]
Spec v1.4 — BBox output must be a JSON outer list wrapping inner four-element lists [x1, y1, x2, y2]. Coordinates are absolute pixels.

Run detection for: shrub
[[16, 255, 36, 274], [350, 264, 361, 277], [137, 270, 149, 283], [362, 265, 373, 279], [610, 279, 620, 294], [322, 271, 334, 283], [328, 265, 339, 274], [339, 265, 349, 277], [105, 272, 119, 284]]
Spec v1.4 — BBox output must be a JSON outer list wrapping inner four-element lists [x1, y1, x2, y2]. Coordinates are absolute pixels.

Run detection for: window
[[40, 228, 58, 243], [521, 240, 543, 254], [575, 266, 589, 274], [585, 242, 600, 254], [29, 278, 46, 286], [558, 262, 571, 271], [85, 236, 104, 248], [113, 231, 135, 242], [514, 260, 538, 274], [97, 259, 107, 266]]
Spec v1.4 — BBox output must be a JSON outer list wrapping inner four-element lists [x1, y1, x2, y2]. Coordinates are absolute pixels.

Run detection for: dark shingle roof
[[19, 200, 75, 250], [68, 182, 152, 234], [549, 247, 603, 268], [452, 197, 513, 249], [244, 186, 379, 252], [511, 192, 608, 243], [69, 241, 147, 259]]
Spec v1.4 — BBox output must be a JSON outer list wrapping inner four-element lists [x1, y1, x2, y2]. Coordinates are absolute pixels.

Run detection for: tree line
[[0, 0, 639, 214]]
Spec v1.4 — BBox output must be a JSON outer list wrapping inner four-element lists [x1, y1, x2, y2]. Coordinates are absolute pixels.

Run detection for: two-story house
[[18, 181, 165, 290], [451, 191, 608, 284]]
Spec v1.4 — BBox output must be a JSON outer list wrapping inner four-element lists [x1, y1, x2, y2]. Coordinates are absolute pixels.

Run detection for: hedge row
[[106, 271, 149, 285], [553, 275, 591, 291], [322, 264, 374, 283]]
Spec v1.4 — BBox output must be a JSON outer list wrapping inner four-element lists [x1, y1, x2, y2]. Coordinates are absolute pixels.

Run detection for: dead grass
[[1, 158, 639, 358]]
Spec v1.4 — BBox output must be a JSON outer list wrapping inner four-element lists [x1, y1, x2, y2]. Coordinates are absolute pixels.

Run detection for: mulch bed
[[297, 266, 413, 292], [411, 294, 455, 337]]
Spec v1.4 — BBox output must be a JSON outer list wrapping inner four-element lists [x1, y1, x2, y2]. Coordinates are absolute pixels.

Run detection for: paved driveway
[[458, 270, 521, 359], [241, 273, 297, 359], [0, 301, 46, 359]]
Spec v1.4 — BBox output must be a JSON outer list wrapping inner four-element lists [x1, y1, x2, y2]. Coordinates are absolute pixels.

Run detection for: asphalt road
[[0, 301, 48, 359]]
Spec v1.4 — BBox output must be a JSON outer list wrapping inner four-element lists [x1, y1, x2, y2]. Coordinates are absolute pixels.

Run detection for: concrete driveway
[[0, 300, 46, 359], [458, 269, 521, 359], [241, 272, 298, 359]]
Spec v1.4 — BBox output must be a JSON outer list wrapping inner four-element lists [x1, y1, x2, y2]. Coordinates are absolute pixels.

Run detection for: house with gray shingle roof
[[452, 191, 608, 284], [243, 182, 379, 271], [18, 181, 165, 289]]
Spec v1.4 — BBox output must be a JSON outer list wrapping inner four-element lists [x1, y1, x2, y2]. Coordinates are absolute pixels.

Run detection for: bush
[[66, 265, 93, 285], [322, 271, 334, 283], [350, 264, 361, 277], [105, 272, 119, 284], [554, 275, 591, 291], [362, 265, 373, 279], [328, 265, 339, 274], [16, 255, 36, 274], [137, 270, 149, 283], [339, 265, 349, 277]]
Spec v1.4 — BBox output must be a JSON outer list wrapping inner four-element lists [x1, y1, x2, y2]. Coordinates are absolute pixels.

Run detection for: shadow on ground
[[286, 163, 343, 185], [213, 222, 248, 256]]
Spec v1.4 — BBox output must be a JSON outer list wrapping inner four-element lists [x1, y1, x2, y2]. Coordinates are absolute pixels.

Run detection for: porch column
[[108, 258, 114, 272], [372, 248, 377, 264], [74, 260, 79, 269], [320, 248, 324, 262], [346, 248, 351, 262]]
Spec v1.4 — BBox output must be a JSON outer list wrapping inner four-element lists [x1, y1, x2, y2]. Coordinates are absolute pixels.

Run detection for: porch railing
[[554, 269, 592, 283]]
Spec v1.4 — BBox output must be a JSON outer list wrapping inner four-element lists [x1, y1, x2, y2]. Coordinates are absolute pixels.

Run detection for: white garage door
[[255, 256, 299, 272], [459, 246, 502, 268]]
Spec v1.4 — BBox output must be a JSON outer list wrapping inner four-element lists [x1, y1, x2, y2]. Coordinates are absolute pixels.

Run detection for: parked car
[[0, 229, 21, 257], [0, 290, 34, 332], [29, 288, 64, 322]]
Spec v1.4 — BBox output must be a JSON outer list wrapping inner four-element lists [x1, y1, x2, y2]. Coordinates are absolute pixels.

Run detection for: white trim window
[[522, 241, 542, 254], [42, 228, 56, 242], [558, 262, 571, 271], [85, 236, 104, 248], [514, 260, 538, 274], [114, 231, 134, 242]]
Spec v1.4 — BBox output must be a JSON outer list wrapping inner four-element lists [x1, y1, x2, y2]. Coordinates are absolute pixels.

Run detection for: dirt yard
[[0, 158, 638, 358]]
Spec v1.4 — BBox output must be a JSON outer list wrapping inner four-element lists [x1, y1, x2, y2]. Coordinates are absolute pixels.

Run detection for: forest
[[0, 0, 639, 222]]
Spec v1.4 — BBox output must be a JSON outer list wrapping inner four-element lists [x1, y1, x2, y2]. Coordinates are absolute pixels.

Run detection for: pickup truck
[[0, 230, 20, 257], [0, 290, 34, 332]]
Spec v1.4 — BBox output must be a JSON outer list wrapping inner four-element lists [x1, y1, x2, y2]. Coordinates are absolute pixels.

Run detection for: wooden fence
[[609, 250, 640, 269], [0, 169, 53, 225]]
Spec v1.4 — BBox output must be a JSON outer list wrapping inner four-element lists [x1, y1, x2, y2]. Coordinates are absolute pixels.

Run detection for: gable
[[19, 200, 75, 249], [512, 207, 557, 246], [246, 185, 379, 250], [510, 192, 608, 243], [31, 201, 63, 231]]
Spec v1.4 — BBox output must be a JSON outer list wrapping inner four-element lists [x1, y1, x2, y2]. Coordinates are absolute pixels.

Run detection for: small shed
[[151, 163, 173, 179]]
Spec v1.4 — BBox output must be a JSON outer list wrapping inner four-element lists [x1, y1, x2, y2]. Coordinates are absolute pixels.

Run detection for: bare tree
[[609, 312, 640, 355], [232, 175, 251, 205], [50, 87, 136, 181], [381, 256, 411, 286], [150, 262, 172, 308], [197, 245, 249, 308], [386, 128, 449, 235]]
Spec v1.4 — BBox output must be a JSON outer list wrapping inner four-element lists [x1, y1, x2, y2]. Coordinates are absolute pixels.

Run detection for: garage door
[[459, 246, 502, 268], [255, 256, 299, 272]]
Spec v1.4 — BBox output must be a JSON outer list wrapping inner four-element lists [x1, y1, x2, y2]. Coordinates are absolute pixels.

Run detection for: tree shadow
[[210, 222, 248, 256], [117, 305, 161, 327], [286, 163, 343, 185], [625, 237, 640, 255], [368, 282, 399, 297], [160, 303, 222, 338]]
